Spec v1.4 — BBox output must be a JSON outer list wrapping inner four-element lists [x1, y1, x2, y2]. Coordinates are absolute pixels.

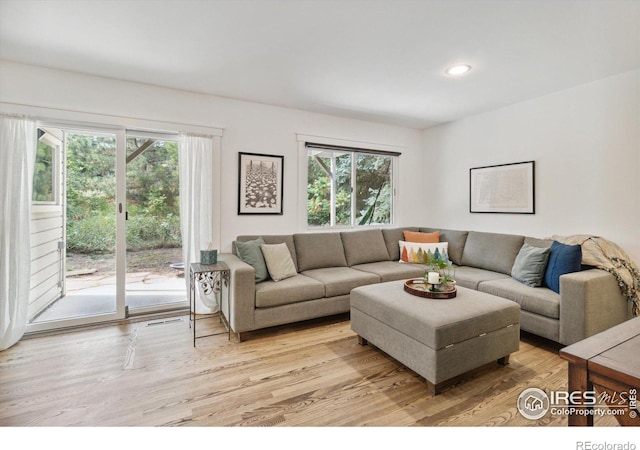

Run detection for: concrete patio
[[32, 270, 187, 323]]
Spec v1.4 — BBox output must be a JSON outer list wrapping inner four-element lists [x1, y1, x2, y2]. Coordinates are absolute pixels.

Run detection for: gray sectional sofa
[[220, 227, 633, 344]]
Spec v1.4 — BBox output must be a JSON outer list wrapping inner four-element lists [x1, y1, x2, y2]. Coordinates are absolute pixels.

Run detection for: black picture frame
[[238, 152, 284, 215], [470, 161, 535, 214]]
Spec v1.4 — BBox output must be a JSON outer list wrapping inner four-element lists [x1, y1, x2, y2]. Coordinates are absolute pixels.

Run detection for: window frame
[[297, 134, 401, 230], [32, 127, 63, 212]]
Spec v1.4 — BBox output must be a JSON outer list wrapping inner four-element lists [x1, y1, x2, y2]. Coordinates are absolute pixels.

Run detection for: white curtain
[[1, 115, 36, 351], [178, 134, 218, 314]]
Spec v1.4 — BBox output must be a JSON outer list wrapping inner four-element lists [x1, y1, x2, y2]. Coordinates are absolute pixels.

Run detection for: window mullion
[[330, 154, 337, 227], [350, 154, 357, 227]]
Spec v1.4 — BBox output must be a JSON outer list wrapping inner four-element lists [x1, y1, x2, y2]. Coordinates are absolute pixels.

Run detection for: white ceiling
[[1, 0, 639, 129]]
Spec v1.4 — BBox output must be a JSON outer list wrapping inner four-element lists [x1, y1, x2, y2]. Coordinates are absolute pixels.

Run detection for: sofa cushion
[[382, 227, 419, 261], [294, 233, 348, 271], [235, 237, 269, 282], [453, 266, 511, 290], [543, 241, 582, 293], [236, 235, 298, 272], [479, 278, 560, 319], [420, 228, 468, 265], [525, 236, 554, 249], [403, 230, 439, 243], [340, 229, 390, 266], [461, 231, 525, 275], [511, 243, 550, 287], [255, 274, 325, 308], [301, 267, 380, 297], [261, 243, 298, 282], [399, 241, 449, 265], [352, 261, 425, 282]]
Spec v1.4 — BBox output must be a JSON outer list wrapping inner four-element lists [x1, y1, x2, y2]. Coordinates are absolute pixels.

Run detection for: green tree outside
[[307, 151, 392, 227], [65, 134, 181, 253]]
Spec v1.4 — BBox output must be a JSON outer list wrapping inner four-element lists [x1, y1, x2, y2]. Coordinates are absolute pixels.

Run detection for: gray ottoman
[[350, 280, 520, 395]]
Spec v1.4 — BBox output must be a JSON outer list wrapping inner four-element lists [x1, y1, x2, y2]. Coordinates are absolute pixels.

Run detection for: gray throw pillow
[[261, 243, 298, 282], [235, 237, 269, 282], [511, 243, 550, 287]]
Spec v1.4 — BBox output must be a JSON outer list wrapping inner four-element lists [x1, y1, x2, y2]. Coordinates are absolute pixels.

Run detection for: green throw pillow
[[511, 243, 550, 287], [235, 237, 269, 282]]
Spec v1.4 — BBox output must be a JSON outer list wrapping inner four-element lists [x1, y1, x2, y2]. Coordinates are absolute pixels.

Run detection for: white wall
[[423, 70, 640, 264], [0, 61, 424, 252], [5, 61, 636, 263]]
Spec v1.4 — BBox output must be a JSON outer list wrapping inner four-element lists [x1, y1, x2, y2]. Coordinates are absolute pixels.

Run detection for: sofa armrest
[[559, 268, 633, 345], [219, 253, 256, 333]]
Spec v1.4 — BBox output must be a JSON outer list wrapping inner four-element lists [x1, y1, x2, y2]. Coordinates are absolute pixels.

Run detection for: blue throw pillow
[[543, 241, 582, 293]]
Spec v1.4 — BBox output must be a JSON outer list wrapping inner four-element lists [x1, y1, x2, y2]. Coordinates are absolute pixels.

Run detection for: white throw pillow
[[260, 243, 298, 282], [398, 240, 450, 265]]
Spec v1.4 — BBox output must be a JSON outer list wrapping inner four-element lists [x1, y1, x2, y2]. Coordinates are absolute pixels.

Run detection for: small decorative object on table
[[200, 242, 218, 264], [427, 271, 440, 285]]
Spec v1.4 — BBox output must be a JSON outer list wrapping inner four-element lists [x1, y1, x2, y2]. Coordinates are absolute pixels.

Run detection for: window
[[32, 127, 62, 205], [306, 142, 398, 227]]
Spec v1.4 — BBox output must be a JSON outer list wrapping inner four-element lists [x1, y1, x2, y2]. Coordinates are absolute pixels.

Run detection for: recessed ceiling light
[[445, 64, 472, 76]]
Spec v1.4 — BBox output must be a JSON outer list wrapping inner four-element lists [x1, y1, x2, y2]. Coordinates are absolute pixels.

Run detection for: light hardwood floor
[[0, 314, 619, 427]]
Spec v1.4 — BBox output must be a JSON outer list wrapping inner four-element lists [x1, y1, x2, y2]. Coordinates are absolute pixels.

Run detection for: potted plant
[[433, 259, 456, 288]]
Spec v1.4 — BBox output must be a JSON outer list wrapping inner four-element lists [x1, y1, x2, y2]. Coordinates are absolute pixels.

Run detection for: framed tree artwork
[[470, 161, 535, 214], [238, 152, 284, 215]]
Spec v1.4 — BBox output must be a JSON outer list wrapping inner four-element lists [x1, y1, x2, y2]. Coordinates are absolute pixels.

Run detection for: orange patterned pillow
[[403, 230, 440, 243]]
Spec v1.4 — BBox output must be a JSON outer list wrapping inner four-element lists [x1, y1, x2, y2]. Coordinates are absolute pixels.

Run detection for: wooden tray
[[404, 279, 457, 299]]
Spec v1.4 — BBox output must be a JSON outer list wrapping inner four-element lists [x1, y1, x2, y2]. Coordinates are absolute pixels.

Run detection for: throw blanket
[[552, 235, 639, 316]]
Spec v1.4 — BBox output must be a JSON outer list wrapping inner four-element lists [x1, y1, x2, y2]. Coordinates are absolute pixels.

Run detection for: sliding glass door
[[124, 132, 186, 314], [28, 127, 126, 330], [27, 126, 187, 332]]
